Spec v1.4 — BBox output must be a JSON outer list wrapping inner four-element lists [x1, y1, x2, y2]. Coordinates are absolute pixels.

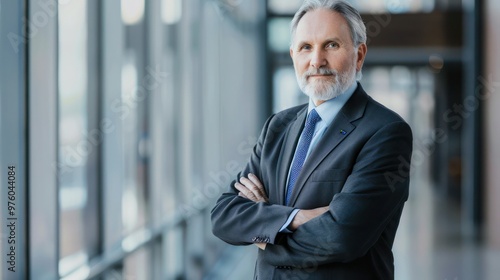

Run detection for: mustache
[[303, 68, 338, 78]]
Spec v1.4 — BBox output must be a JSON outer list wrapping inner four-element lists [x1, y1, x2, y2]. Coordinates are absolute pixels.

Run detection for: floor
[[393, 167, 500, 280]]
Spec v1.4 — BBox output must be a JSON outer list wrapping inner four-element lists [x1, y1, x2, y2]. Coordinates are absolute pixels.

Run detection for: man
[[211, 0, 413, 279]]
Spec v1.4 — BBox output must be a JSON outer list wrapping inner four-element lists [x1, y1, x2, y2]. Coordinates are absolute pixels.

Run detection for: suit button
[[253, 236, 270, 243]]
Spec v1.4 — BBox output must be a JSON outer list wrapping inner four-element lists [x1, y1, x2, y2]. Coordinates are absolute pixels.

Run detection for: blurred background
[[1, 0, 499, 279]]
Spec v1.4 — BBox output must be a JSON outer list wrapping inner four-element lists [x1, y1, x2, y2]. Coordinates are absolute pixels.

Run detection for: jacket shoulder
[[270, 104, 307, 125], [275, 103, 307, 117], [364, 95, 408, 125]]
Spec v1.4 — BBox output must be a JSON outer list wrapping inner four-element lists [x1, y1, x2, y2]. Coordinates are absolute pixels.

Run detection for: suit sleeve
[[211, 114, 295, 245], [261, 121, 413, 266]]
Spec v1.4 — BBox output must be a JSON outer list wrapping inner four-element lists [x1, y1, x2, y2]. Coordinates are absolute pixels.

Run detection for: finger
[[234, 183, 256, 201], [239, 176, 255, 188], [248, 174, 268, 201], [239, 177, 260, 196], [244, 176, 267, 201], [248, 173, 264, 190], [238, 192, 248, 199], [240, 177, 264, 199], [234, 182, 248, 195]]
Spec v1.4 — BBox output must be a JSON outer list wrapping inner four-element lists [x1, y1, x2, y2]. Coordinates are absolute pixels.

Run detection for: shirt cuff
[[279, 209, 300, 233]]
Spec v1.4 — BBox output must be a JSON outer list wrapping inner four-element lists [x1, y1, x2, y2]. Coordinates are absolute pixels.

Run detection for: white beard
[[297, 66, 357, 102]]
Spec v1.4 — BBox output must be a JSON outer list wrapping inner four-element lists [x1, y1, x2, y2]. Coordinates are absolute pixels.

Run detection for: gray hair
[[290, 0, 367, 47]]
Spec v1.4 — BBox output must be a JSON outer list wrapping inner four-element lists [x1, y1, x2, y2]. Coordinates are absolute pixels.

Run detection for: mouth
[[308, 74, 334, 79]]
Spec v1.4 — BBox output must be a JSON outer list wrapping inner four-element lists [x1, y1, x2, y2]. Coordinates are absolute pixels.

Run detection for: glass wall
[[120, 0, 151, 276], [58, 0, 90, 275], [1, 1, 30, 278], [53, 0, 266, 278], [121, 0, 149, 238]]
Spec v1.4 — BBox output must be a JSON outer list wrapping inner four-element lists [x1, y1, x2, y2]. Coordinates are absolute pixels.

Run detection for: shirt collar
[[307, 81, 358, 126]]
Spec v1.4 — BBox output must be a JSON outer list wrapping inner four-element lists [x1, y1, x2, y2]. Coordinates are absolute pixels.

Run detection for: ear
[[355, 43, 367, 72]]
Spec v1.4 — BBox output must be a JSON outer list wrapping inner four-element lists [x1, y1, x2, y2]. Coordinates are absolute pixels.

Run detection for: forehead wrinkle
[[294, 9, 353, 47]]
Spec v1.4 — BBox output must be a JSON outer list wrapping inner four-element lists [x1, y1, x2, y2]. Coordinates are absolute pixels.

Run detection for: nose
[[310, 49, 327, 69]]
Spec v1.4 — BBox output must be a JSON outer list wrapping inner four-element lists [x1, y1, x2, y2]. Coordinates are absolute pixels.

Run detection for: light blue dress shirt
[[279, 82, 358, 232]]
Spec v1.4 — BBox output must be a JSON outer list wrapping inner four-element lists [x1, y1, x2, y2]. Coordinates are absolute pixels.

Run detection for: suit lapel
[[287, 85, 369, 206], [276, 107, 307, 205]]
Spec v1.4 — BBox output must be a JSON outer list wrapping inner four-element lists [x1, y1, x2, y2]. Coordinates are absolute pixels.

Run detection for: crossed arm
[[211, 114, 329, 247], [258, 121, 411, 266], [235, 173, 328, 249], [211, 112, 413, 266], [213, 120, 413, 267]]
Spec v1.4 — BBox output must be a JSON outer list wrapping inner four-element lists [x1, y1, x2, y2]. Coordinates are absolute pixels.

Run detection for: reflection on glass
[[162, 0, 183, 24], [121, 0, 145, 25], [58, 0, 88, 275]]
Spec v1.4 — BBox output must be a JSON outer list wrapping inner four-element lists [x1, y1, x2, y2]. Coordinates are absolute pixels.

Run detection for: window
[[58, 0, 90, 275], [119, 7, 153, 279], [121, 0, 149, 236]]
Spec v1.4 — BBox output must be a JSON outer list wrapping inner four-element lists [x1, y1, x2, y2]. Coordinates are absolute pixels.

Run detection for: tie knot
[[306, 109, 321, 126]]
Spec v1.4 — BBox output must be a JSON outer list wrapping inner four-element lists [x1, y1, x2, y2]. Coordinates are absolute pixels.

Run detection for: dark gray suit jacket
[[211, 84, 413, 280]]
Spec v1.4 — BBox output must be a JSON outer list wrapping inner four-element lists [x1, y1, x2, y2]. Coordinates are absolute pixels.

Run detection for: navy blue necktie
[[285, 109, 321, 205]]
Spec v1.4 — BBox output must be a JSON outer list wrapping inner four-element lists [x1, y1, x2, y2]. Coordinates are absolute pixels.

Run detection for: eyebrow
[[295, 37, 343, 48], [324, 37, 342, 43]]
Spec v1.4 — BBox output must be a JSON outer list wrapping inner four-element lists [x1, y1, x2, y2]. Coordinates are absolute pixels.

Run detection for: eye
[[326, 42, 339, 49], [299, 44, 311, 51]]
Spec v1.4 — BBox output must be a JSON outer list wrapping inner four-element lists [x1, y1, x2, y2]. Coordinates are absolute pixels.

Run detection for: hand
[[254, 243, 267, 250], [235, 173, 269, 203], [290, 206, 329, 231], [235, 174, 269, 250]]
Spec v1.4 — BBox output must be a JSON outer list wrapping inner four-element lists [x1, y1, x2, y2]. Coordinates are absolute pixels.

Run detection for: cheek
[[292, 62, 301, 75], [297, 55, 310, 68], [294, 57, 310, 74], [332, 54, 356, 71]]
